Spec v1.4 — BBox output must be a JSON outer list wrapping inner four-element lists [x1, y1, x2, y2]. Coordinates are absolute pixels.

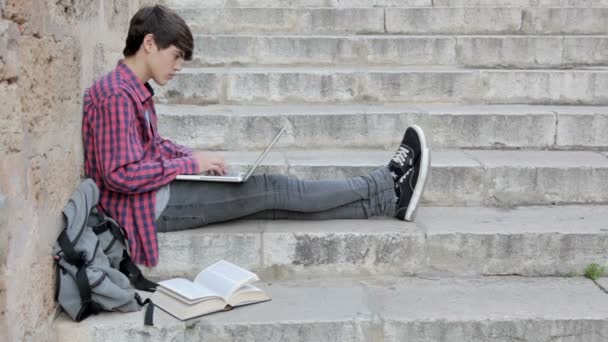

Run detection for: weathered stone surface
[[192, 34, 608, 69], [371, 277, 608, 342], [18, 35, 81, 153], [438, 0, 608, 5], [2, 0, 32, 24], [159, 67, 608, 106], [0, 82, 24, 153], [420, 206, 608, 276], [52, 0, 98, 22], [198, 149, 608, 206], [481, 69, 608, 105], [467, 150, 608, 205], [0, 19, 19, 81], [162, 0, 431, 7], [191, 35, 457, 67], [104, 0, 130, 30], [523, 7, 608, 35], [0, 0, 141, 341], [144, 225, 263, 280], [157, 104, 559, 150], [163, 0, 608, 7], [557, 110, 608, 148], [53, 277, 608, 342], [456, 36, 564, 68], [563, 36, 608, 67], [386, 7, 522, 35], [177, 8, 385, 34], [146, 206, 608, 279]]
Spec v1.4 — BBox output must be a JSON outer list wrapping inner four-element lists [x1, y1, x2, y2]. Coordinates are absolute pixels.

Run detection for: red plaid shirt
[[82, 61, 200, 266]]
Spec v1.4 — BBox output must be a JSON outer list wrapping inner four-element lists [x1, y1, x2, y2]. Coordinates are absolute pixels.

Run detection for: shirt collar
[[116, 60, 154, 103]]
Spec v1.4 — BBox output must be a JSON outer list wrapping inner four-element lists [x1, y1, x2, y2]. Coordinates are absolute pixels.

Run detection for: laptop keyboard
[[225, 170, 242, 177], [204, 170, 242, 177]]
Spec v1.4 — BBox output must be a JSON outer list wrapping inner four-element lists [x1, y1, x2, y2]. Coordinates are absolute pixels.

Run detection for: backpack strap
[[56, 230, 103, 321], [57, 229, 85, 267], [92, 207, 158, 292], [135, 293, 155, 326], [120, 250, 158, 292]]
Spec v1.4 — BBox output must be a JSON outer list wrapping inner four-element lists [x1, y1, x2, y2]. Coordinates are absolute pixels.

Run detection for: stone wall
[[0, 1, 153, 341]]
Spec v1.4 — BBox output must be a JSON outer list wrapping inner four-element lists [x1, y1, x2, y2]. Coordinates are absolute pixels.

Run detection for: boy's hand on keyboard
[[192, 151, 227, 176]]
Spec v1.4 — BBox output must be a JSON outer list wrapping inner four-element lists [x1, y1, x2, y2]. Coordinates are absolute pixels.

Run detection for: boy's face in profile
[[146, 38, 185, 86]]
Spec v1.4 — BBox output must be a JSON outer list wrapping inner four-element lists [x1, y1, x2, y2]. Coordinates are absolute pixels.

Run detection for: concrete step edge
[[148, 205, 608, 279], [53, 276, 608, 342], [156, 103, 608, 117]]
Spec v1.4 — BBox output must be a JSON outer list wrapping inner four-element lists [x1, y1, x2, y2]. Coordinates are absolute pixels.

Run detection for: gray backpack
[[53, 179, 156, 324]]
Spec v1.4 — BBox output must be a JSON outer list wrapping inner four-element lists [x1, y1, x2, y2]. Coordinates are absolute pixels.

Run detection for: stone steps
[[53, 276, 608, 342], [162, 0, 608, 8], [184, 149, 608, 206], [156, 66, 608, 106], [191, 34, 608, 68], [174, 7, 608, 35], [144, 206, 608, 280], [156, 103, 608, 150]]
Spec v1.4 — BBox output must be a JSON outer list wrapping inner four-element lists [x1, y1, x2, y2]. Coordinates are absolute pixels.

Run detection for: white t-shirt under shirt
[[145, 108, 171, 220], [155, 184, 170, 220]]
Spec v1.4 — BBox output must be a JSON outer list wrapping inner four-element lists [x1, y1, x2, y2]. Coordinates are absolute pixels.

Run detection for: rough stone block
[[361, 70, 479, 104], [226, 71, 359, 104], [418, 206, 608, 276], [481, 70, 608, 105], [420, 107, 556, 149], [105, 0, 130, 30], [53, 277, 608, 342], [307, 8, 385, 34], [161, 68, 608, 106], [147, 226, 262, 279], [178, 8, 384, 34], [18, 36, 81, 145], [0, 19, 19, 81], [557, 112, 608, 148], [157, 104, 559, 150], [563, 37, 608, 66], [467, 150, 608, 205], [522, 8, 608, 34], [386, 7, 522, 34], [363, 36, 456, 66], [191, 34, 608, 68], [2, 0, 32, 24], [0, 82, 23, 153], [422, 150, 485, 206], [0, 186, 6, 340], [456, 36, 563, 68], [261, 221, 425, 279], [52, 0, 98, 22], [155, 71, 221, 105]]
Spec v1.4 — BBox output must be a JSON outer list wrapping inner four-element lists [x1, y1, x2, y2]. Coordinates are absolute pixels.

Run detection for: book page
[[152, 290, 227, 321], [194, 260, 259, 299], [227, 284, 270, 307], [158, 278, 219, 301]]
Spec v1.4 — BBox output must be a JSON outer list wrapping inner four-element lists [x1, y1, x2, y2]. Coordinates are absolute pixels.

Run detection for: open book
[[151, 260, 270, 321]]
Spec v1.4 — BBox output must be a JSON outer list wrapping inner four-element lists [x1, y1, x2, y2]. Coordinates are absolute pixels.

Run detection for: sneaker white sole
[[405, 125, 430, 222]]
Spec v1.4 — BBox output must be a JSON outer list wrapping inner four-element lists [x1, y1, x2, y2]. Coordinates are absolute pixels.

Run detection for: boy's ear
[[142, 33, 157, 54]]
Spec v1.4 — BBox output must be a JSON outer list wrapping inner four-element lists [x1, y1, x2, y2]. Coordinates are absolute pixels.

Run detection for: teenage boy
[[82, 5, 430, 267]]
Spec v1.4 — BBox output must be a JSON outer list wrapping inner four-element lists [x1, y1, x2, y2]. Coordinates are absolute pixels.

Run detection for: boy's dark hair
[[123, 5, 193, 61]]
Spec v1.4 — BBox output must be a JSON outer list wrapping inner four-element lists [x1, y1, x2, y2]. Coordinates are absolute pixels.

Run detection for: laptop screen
[[244, 126, 286, 179]]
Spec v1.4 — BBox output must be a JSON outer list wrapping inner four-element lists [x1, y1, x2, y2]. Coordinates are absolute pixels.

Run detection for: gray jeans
[[156, 167, 396, 232]]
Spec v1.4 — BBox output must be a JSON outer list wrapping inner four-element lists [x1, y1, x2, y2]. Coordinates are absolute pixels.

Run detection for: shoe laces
[[391, 146, 411, 166]]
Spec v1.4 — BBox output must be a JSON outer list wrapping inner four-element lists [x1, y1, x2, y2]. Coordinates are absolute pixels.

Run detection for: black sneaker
[[392, 125, 430, 222], [388, 126, 422, 182]]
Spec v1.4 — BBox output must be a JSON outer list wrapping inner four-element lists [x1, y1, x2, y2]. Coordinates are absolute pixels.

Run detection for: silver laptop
[[175, 127, 286, 182]]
